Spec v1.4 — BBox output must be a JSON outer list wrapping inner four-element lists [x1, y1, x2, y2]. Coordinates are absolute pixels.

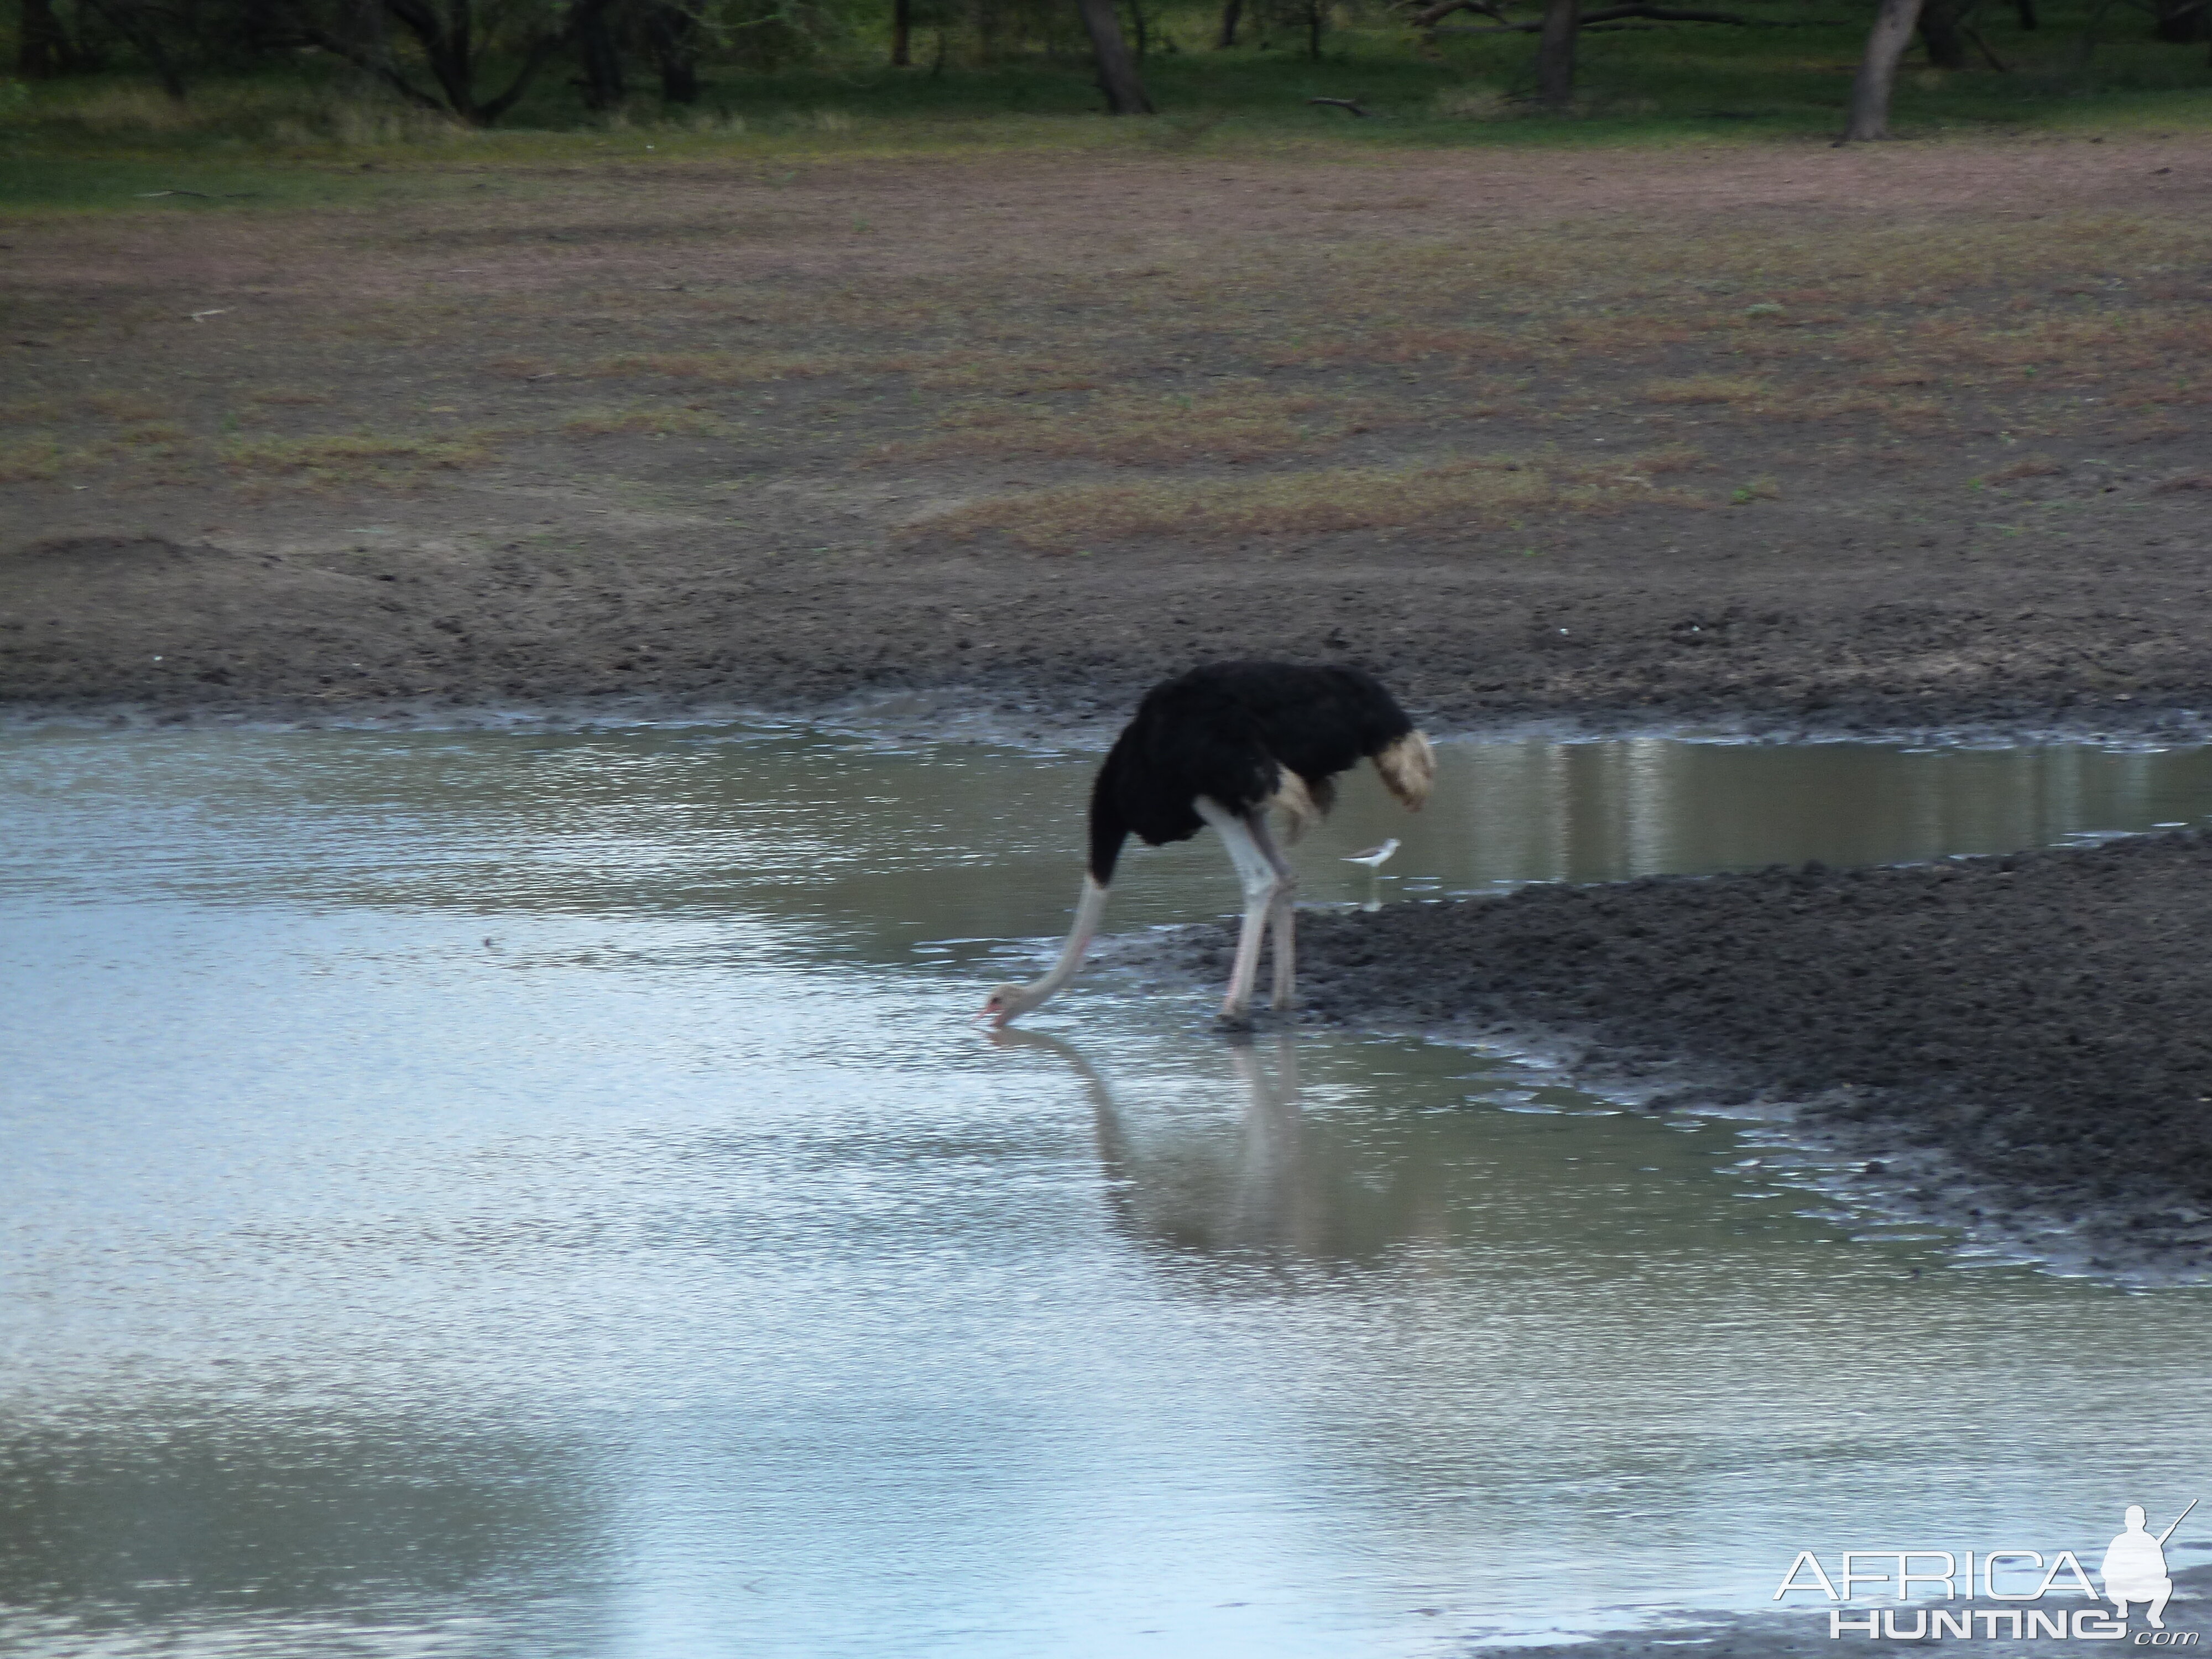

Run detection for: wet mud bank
[[1134, 832, 2212, 1285], [7, 530, 2212, 747]]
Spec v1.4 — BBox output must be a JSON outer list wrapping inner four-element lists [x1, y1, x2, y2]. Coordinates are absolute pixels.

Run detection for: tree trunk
[[2153, 0, 2209, 40], [1918, 0, 1968, 67], [1536, 0, 1578, 107], [643, 0, 700, 98], [1073, 0, 1153, 109], [2013, 0, 2035, 29], [1305, 0, 1324, 58], [83, 0, 187, 96], [1215, 0, 1241, 46], [17, 0, 72, 75], [1841, 0, 1925, 140], [891, 0, 911, 62], [575, 0, 625, 109]]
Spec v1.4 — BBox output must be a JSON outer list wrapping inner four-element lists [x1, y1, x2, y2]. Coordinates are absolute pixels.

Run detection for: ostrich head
[[978, 877, 1110, 1029], [980, 982, 1039, 1027]]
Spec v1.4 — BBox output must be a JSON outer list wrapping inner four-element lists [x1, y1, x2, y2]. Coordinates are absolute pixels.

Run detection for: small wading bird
[[1343, 836, 1401, 913], [982, 662, 1434, 1028], [1341, 838, 1400, 871]]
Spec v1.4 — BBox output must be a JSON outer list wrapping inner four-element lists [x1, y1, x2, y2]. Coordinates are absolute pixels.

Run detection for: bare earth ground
[[3, 134, 2210, 737]]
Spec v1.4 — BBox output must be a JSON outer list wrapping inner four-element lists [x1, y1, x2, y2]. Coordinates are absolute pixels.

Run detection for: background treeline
[[3, 0, 2208, 139]]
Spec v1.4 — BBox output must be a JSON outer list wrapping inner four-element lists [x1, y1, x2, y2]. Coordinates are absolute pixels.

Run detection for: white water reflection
[[3, 727, 2210, 1659]]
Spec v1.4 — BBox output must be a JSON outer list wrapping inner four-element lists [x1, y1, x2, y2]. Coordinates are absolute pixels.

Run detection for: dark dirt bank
[[1140, 831, 2212, 1284], [5, 508, 2212, 743]]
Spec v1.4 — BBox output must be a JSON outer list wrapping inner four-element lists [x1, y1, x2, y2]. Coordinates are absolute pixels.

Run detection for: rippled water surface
[[6, 728, 2211, 1658]]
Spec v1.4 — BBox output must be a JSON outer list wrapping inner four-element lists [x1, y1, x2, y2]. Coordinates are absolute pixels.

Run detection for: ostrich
[[983, 662, 1434, 1027]]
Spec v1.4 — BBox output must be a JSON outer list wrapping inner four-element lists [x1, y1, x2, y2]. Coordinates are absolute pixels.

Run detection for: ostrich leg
[[1245, 809, 1301, 1011], [1197, 798, 1289, 1024]]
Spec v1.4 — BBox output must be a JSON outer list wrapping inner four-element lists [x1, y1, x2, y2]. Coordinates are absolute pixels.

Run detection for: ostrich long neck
[[1014, 876, 1110, 1011]]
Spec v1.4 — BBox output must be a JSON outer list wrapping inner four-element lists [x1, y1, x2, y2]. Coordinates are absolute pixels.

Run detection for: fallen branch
[[1307, 96, 1374, 114]]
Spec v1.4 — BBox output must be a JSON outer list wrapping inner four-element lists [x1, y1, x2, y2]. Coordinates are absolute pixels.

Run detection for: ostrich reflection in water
[[993, 1027, 1444, 1265]]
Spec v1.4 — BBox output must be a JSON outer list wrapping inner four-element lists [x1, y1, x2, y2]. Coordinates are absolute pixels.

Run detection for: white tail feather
[[1266, 766, 1322, 843]]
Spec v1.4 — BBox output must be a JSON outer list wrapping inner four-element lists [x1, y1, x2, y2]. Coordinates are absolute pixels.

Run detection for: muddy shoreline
[[1117, 830, 2212, 1287], [8, 526, 2212, 750]]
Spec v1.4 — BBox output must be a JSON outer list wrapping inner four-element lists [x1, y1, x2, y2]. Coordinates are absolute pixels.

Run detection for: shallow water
[[4, 728, 2210, 1658]]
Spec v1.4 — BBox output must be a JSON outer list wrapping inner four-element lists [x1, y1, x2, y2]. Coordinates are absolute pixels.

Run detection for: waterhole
[[4, 727, 2209, 1658]]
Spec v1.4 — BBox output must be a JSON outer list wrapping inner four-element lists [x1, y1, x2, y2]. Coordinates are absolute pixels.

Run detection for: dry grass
[[1261, 327, 1533, 371], [9, 144, 2209, 546], [577, 346, 1112, 397], [560, 404, 732, 436], [911, 449, 1708, 550], [1643, 375, 1769, 406], [0, 440, 72, 483], [220, 432, 493, 479], [902, 384, 1382, 466], [84, 390, 172, 422], [1985, 455, 2068, 483], [583, 350, 865, 385], [892, 352, 1108, 394], [109, 422, 189, 447]]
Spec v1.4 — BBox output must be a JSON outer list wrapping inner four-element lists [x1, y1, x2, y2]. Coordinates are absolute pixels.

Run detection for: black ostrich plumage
[[1086, 662, 1419, 885]]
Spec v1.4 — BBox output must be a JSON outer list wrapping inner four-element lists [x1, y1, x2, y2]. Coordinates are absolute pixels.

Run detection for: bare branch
[[296, 23, 449, 112], [1436, 3, 1759, 27], [1406, 0, 1509, 25], [1964, 22, 2010, 65], [1306, 96, 1373, 113]]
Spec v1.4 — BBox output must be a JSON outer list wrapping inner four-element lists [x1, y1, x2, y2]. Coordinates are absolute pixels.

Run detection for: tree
[[1917, 0, 1968, 66], [82, 0, 189, 95], [1072, 0, 1150, 109], [573, 0, 624, 106], [1535, 0, 1576, 106], [1840, 0, 1926, 140], [2152, 0, 2208, 40], [295, 0, 598, 124], [16, 0, 96, 74], [641, 0, 701, 97]]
